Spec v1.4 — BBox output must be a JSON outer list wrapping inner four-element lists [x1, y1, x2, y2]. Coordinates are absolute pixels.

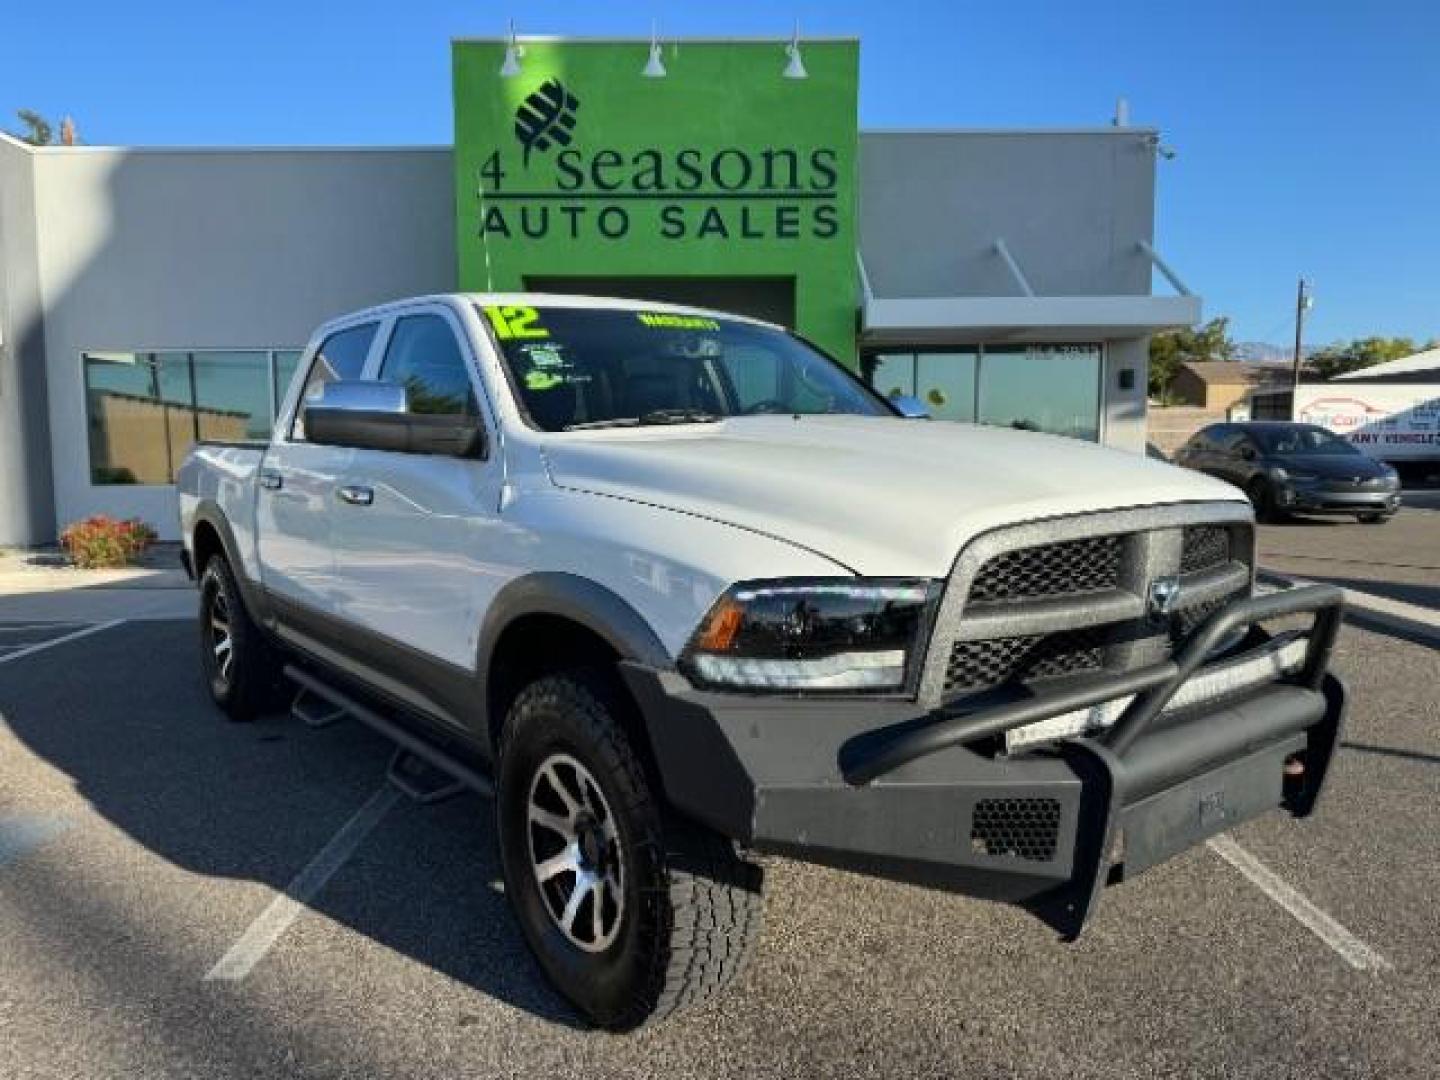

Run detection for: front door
[[256, 320, 379, 614], [328, 306, 506, 683]]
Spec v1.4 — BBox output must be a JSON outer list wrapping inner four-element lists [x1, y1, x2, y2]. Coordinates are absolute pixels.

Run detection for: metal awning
[[858, 241, 1202, 344]]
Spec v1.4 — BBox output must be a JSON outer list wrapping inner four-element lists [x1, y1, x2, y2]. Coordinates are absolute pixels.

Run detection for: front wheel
[[1357, 512, 1390, 525], [496, 671, 764, 1030]]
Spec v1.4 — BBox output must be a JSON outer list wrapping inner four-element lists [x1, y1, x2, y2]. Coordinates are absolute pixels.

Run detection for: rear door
[[328, 303, 506, 683], [256, 319, 380, 614]]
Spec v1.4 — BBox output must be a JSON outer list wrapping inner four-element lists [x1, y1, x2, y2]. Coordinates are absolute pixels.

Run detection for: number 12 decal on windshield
[[484, 305, 549, 341]]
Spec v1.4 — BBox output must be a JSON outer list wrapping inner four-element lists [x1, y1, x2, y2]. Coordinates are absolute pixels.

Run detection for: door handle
[[336, 484, 374, 507], [259, 468, 283, 491]]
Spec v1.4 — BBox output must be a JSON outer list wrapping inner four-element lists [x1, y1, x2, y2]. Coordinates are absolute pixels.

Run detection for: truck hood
[[542, 415, 1247, 576]]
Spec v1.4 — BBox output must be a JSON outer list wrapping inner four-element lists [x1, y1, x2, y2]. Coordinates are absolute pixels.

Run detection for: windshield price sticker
[[636, 313, 720, 331], [484, 305, 550, 340]]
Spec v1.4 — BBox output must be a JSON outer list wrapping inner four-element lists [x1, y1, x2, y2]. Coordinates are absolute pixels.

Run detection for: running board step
[[388, 747, 467, 804], [282, 664, 495, 800], [290, 686, 347, 729]]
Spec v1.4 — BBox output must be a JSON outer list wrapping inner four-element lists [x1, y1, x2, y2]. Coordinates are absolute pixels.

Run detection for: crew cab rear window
[[290, 322, 378, 440], [477, 304, 888, 432]]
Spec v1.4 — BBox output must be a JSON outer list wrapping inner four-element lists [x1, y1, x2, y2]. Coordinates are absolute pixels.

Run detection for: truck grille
[[944, 627, 1108, 695], [968, 534, 1121, 602], [919, 506, 1255, 713], [1180, 524, 1231, 575]]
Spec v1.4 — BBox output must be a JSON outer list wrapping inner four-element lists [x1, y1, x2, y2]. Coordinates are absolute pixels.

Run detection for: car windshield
[[1255, 425, 1360, 456], [477, 304, 891, 432]]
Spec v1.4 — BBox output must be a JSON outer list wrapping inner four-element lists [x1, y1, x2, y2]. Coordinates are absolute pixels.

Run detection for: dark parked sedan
[[1174, 421, 1402, 523]]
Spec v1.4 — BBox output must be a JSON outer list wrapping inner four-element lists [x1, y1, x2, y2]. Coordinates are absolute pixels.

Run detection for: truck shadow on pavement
[[0, 617, 585, 1030]]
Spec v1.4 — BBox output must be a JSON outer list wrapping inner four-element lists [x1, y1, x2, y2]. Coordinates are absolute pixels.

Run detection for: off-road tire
[[198, 554, 281, 722], [496, 670, 764, 1030]]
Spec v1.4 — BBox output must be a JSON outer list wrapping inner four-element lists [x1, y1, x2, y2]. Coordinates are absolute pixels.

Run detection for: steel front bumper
[[623, 585, 1347, 938]]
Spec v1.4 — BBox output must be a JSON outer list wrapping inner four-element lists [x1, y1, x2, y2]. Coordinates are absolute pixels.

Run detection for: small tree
[[13, 108, 53, 146], [1148, 316, 1235, 397], [8, 110, 77, 146], [1310, 336, 1427, 380]]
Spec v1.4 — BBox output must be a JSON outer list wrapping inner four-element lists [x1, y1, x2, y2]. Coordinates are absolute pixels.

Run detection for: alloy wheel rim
[[525, 753, 625, 953], [208, 585, 234, 688]]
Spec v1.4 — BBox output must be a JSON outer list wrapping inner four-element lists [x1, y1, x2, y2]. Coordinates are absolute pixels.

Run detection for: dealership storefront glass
[[83, 349, 301, 485], [863, 344, 1102, 440]]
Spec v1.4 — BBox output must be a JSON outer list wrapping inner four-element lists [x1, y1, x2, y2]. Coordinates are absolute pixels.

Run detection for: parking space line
[[205, 785, 401, 982], [0, 619, 125, 665], [1207, 835, 1393, 973]]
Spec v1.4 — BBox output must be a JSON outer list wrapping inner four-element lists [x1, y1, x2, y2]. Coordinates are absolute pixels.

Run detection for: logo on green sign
[[514, 79, 581, 166]]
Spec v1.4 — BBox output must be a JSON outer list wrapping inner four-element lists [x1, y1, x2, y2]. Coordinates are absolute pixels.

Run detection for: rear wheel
[[496, 670, 764, 1030], [198, 555, 280, 721]]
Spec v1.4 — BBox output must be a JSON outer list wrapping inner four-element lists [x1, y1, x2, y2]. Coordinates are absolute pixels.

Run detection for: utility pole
[[1291, 277, 1310, 388]]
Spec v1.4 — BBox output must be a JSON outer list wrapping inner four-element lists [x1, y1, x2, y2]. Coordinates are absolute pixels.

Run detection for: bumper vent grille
[[970, 798, 1061, 862], [968, 534, 1122, 602], [1180, 525, 1232, 575], [944, 627, 1108, 694]]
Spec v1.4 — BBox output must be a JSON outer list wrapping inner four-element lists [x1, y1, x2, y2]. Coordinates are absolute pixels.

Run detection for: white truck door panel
[[329, 308, 505, 672], [331, 452, 505, 669], [256, 443, 353, 609], [257, 321, 380, 611]]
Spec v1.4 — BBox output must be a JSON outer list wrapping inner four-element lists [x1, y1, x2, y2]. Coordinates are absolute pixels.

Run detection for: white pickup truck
[[177, 293, 1348, 1029]]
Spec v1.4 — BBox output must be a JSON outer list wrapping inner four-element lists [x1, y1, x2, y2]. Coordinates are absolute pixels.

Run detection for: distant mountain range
[[1231, 342, 1323, 363]]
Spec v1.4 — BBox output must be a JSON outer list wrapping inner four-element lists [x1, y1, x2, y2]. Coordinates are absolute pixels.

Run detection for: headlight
[[680, 579, 940, 693], [1272, 467, 1317, 484]]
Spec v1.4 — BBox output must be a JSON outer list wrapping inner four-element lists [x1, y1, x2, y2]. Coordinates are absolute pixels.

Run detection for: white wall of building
[[26, 145, 455, 539]]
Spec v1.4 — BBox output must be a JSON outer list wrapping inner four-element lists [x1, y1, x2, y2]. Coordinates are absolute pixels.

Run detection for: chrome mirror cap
[[311, 379, 407, 414]]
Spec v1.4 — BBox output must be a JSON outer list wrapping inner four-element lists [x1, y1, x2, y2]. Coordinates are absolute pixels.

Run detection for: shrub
[[59, 515, 158, 569]]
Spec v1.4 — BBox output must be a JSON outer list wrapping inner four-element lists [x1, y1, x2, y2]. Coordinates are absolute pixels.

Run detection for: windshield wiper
[[563, 418, 641, 431], [637, 408, 722, 426], [562, 409, 721, 431]]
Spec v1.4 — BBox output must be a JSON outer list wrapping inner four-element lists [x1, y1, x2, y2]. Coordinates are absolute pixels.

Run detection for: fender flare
[[190, 502, 273, 626], [475, 572, 672, 679]]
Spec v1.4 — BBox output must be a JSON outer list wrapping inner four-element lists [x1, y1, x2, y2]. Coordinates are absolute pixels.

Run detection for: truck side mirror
[[304, 380, 486, 459], [891, 395, 931, 419]]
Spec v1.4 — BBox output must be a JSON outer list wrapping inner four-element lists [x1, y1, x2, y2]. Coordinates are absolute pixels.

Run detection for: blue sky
[[4, 0, 1436, 347]]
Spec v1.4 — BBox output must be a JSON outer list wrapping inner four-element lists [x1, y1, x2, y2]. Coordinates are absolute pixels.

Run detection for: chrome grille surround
[[917, 502, 1256, 710]]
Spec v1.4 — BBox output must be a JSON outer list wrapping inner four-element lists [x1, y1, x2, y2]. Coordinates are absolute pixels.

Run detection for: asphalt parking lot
[[1, 509, 1437, 1078]]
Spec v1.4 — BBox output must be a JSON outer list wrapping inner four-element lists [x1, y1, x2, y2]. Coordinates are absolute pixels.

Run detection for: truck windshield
[[477, 304, 891, 432]]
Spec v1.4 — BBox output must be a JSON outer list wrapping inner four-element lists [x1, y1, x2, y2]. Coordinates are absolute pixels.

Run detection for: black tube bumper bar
[[841, 584, 1344, 785], [625, 584, 1348, 939]]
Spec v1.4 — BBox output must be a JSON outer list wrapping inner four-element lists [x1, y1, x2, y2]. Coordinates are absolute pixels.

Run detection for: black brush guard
[[836, 583, 1348, 937]]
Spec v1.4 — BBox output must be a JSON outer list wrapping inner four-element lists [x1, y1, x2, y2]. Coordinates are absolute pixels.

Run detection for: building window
[[977, 345, 1101, 441], [83, 349, 301, 485], [862, 344, 1101, 440]]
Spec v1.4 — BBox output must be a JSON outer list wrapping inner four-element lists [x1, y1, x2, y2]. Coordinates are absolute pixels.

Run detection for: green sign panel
[[452, 38, 860, 361]]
